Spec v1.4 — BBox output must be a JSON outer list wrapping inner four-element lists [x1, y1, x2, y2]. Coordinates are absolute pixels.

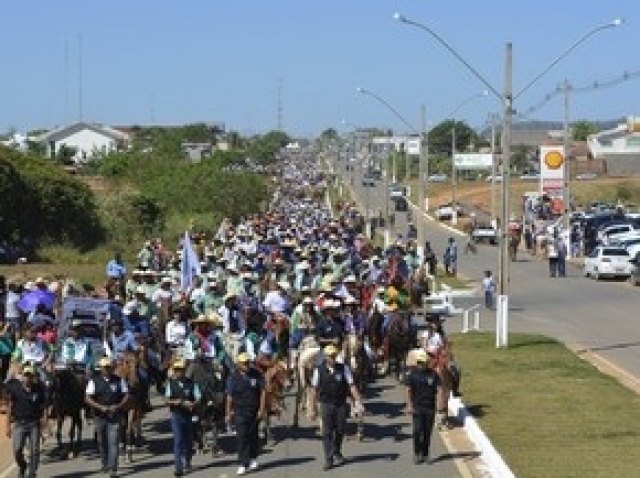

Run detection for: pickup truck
[[471, 225, 498, 244]]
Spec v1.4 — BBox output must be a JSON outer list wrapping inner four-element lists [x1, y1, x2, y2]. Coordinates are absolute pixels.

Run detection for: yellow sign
[[544, 151, 564, 170]]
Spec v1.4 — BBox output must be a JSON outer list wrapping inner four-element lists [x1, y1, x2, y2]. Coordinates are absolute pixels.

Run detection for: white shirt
[[189, 287, 205, 304], [311, 364, 354, 388], [5, 291, 20, 319], [263, 291, 287, 314], [151, 288, 173, 306], [165, 320, 188, 346], [17, 339, 47, 363], [86, 377, 129, 395]]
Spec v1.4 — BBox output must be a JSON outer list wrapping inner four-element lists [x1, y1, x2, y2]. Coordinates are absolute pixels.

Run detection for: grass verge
[[452, 332, 640, 478]]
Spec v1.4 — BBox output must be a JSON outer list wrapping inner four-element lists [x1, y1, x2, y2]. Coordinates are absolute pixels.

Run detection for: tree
[[572, 120, 598, 141], [427, 120, 480, 155], [247, 130, 290, 164], [320, 128, 339, 141]]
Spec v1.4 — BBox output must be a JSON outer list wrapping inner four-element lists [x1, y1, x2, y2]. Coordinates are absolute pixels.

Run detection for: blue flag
[[180, 231, 201, 291]]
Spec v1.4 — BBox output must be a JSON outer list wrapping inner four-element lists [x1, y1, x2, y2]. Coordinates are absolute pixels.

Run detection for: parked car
[[597, 223, 640, 245], [471, 225, 498, 245], [519, 173, 540, 181], [434, 202, 463, 221], [486, 175, 503, 182], [428, 174, 448, 183], [576, 172, 598, 180], [583, 246, 634, 280]]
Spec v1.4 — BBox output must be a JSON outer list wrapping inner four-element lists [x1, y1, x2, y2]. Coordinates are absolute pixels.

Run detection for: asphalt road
[[13, 374, 462, 478], [341, 156, 640, 382]]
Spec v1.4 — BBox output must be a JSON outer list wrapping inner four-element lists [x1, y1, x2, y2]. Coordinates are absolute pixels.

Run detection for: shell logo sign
[[544, 150, 564, 170]]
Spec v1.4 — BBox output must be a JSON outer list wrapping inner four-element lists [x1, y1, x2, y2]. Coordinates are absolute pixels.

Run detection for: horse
[[386, 312, 414, 382], [256, 357, 288, 445], [186, 356, 226, 456], [292, 335, 320, 429], [434, 346, 460, 430], [49, 366, 85, 459], [340, 334, 367, 441], [114, 350, 149, 462], [365, 310, 385, 376]]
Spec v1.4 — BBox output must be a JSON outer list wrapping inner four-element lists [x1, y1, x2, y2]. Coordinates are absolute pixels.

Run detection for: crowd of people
[[0, 157, 461, 478]]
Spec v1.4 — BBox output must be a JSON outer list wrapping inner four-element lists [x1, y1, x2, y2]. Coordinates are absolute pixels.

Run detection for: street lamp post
[[394, 12, 623, 348], [562, 79, 572, 254]]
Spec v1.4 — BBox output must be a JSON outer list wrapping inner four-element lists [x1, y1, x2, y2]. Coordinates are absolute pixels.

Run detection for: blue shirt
[[106, 260, 127, 279]]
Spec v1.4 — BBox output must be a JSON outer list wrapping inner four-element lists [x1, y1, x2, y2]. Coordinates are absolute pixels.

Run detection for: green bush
[[0, 146, 104, 250], [99, 192, 165, 246]]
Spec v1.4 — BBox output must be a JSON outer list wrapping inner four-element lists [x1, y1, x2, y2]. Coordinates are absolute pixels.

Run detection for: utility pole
[[418, 105, 426, 258], [497, 42, 513, 348], [562, 79, 572, 253], [490, 114, 498, 224], [451, 125, 458, 225]]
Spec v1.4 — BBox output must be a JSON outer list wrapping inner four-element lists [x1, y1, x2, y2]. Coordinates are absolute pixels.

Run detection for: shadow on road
[[363, 400, 405, 419], [257, 455, 316, 471], [466, 403, 490, 419], [432, 450, 481, 463], [579, 341, 640, 353], [359, 422, 411, 443], [343, 451, 400, 464]]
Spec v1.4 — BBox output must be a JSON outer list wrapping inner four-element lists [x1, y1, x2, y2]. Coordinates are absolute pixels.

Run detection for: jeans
[[557, 257, 566, 277], [412, 410, 436, 458], [95, 416, 120, 472], [320, 402, 347, 463], [170, 412, 194, 473], [12, 420, 40, 477], [234, 412, 259, 467], [484, 291, 493, 309]]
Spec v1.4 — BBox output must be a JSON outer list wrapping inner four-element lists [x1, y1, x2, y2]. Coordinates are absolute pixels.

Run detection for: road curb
[[448, 397, 516, 478], [407, 200, 467, 238]]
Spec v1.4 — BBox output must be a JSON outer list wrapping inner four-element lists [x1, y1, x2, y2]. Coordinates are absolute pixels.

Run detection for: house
[[1, 132, 30, 152], [181, 141, 213, 163], [37, 122, 130, 163], [587, 117, 640, 175]]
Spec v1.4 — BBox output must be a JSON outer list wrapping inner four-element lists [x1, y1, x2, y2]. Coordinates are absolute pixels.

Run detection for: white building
[[371, 135, 420, 154], [587, 117, 640, 159], [38, 122, 130, 163]]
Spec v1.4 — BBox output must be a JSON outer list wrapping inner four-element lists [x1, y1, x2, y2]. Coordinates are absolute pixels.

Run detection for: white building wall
[[53, 129, 117, 162]]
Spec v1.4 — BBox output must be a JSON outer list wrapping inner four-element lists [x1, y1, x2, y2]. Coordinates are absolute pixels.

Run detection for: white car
[[428, 174, 448, 182], [597, 223, 640, 245], [434, 203, 463, 221], [583, 246, 634, 280]]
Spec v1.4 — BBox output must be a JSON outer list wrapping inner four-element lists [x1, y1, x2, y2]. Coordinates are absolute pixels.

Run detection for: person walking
[[404, 349, 440, 465], [556, 234, 567, 278], [546, 234, 558, 278], [165, 358, 201, 477], [445, 238, 458, 276], [4, 364, 46, 478], [85, 357, 130, 478], [225, 352, 266, 476], [309, 344, 364, 471], [482, 271, 495, 309]]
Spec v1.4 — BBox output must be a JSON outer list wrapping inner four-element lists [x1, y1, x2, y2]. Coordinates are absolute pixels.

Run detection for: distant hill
[[481, 118, 625, 136]]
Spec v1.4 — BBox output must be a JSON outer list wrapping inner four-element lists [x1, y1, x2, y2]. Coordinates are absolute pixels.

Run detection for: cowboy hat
[[172, 358, 186, 369], [324, 344, 339, 356], [98, 357, 113, 367], [237, 352, 251, 363], [415, 350, 428, 363]]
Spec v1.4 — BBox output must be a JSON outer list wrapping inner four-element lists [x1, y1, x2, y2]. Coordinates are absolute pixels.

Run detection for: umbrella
[[17, 289, 56, 313]]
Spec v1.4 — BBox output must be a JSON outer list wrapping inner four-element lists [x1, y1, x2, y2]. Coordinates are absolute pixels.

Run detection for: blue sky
[[1, 1, 638, 137]]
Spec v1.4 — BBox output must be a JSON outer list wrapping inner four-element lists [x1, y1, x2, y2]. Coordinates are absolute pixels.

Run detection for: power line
[[517, 68, 640, 121]]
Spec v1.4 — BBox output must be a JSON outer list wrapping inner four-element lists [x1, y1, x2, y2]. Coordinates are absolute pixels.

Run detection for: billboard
[[406, 138, 421, 155], [453, 153, 493, 170], [539, 145, 565, 198]]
